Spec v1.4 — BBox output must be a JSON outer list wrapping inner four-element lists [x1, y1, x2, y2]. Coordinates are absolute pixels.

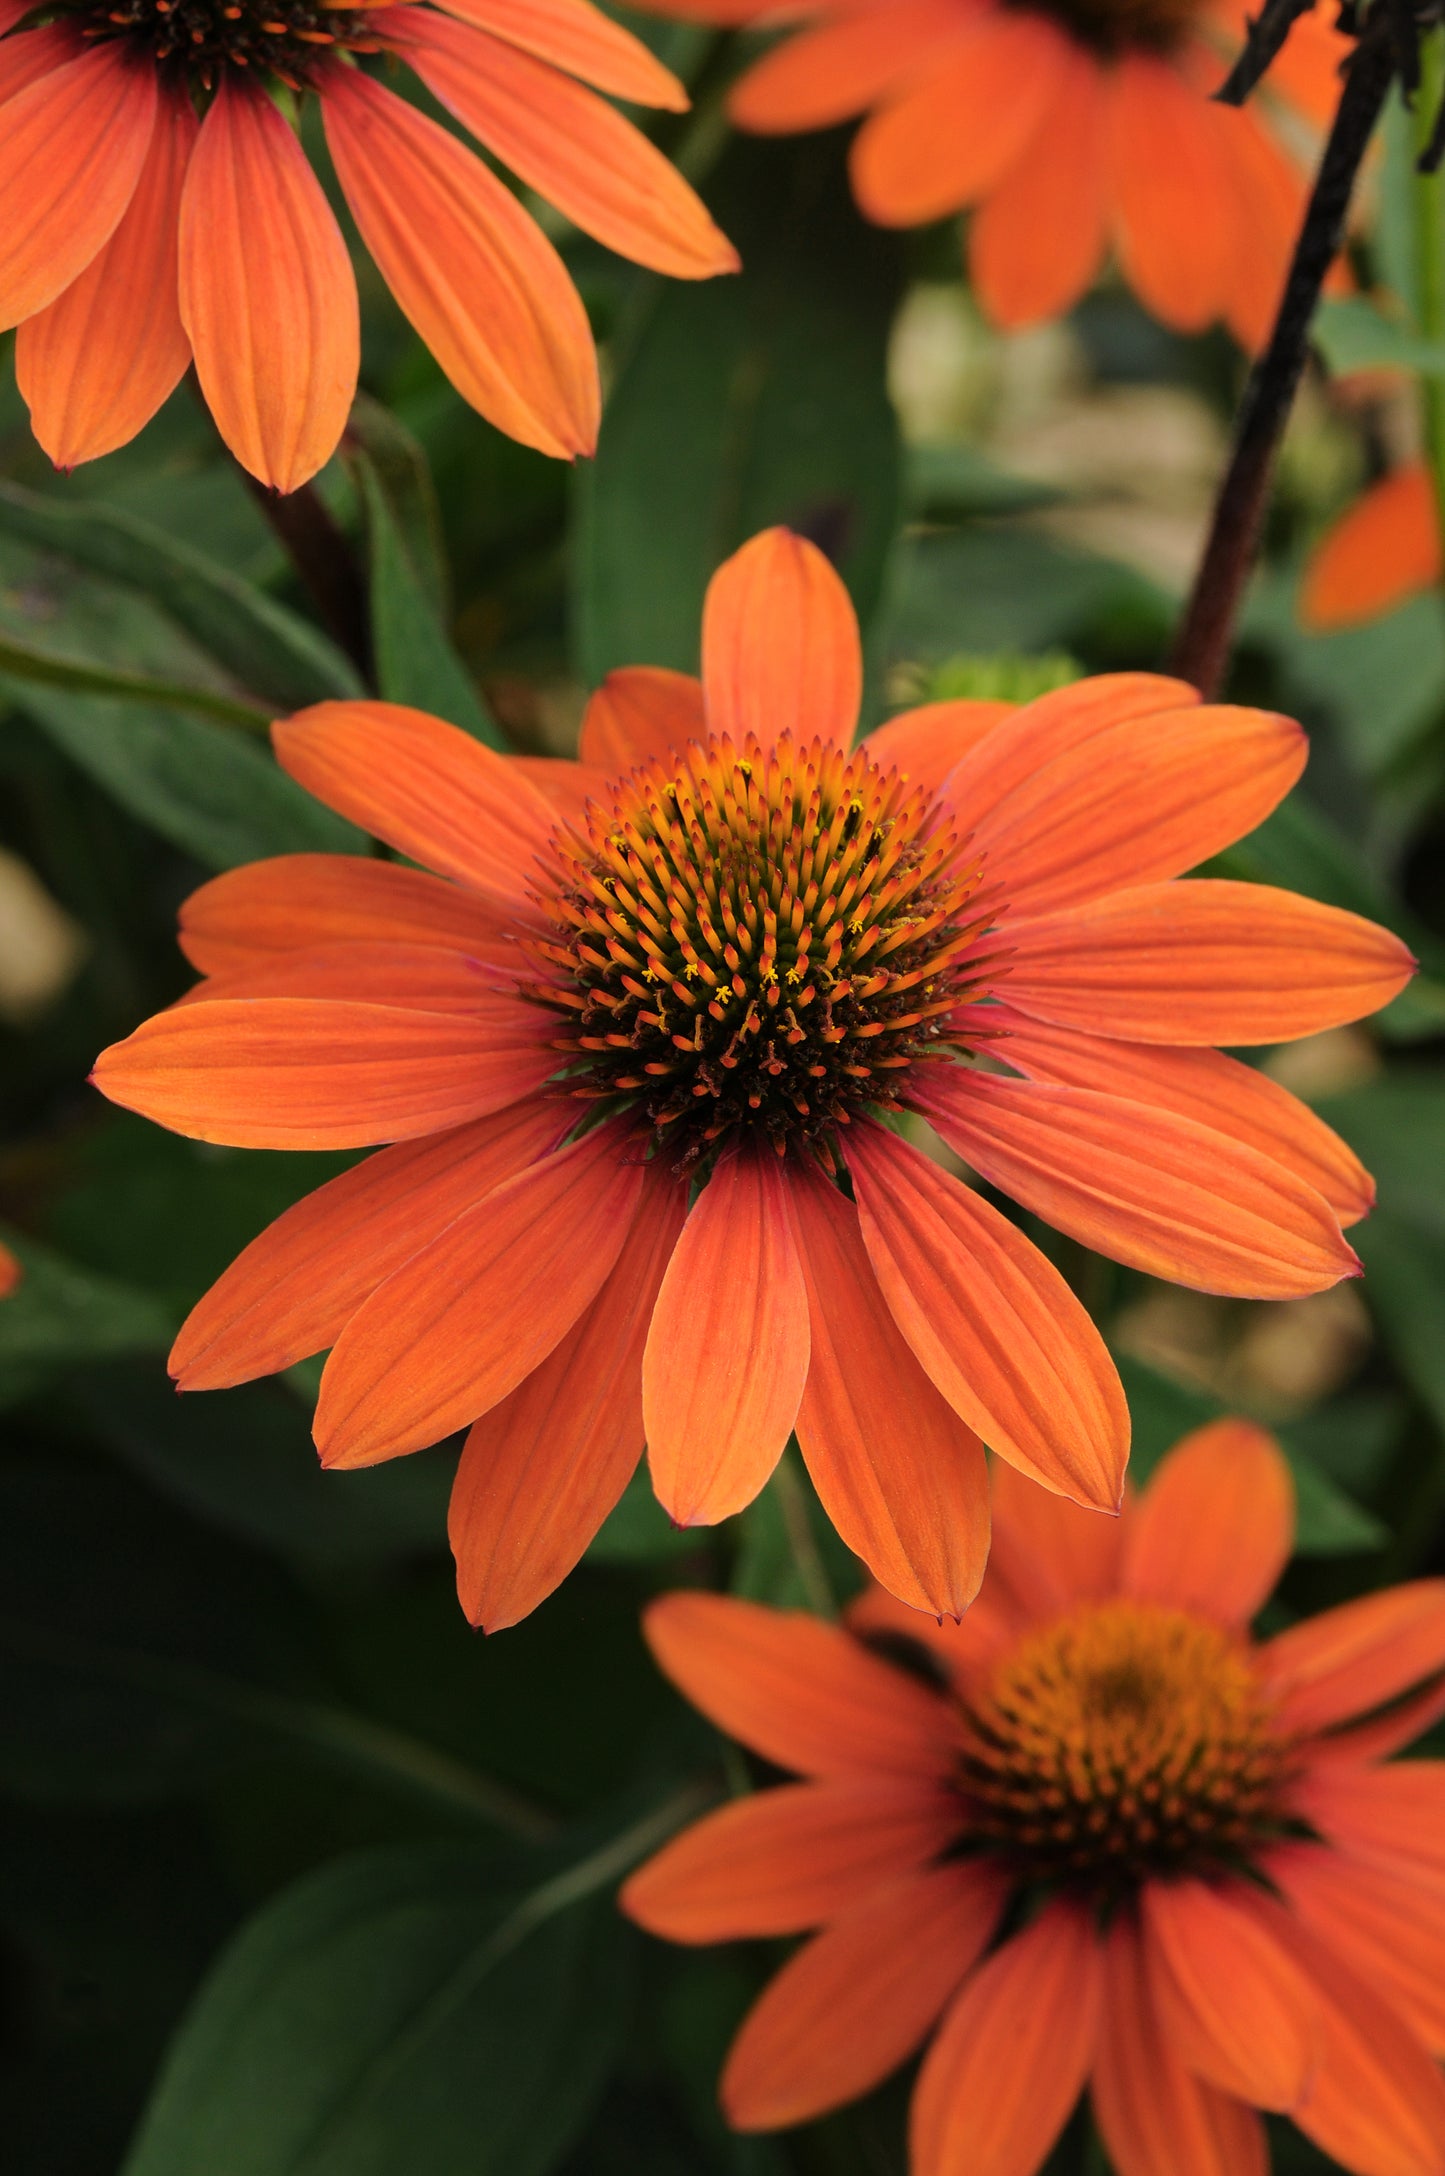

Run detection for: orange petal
[[847, 1576, 1024, 1696], [432, 0, 689, 106], [272, 699, 556, 910], [577, 666, 707, 772], [643, 1144, 810, 1526], [508, 754, 609, 818], [918, 1069, 1358, 1299], [729, 0, 980, 133], [1004, 878, 1417, 1045], [177, 852, 511, 978], [846, 1121, 1129, 1511], [0, 19, 72, 81], [1301, 468, 1441, 633], [1264, 0, 1349, 126], [641, 1589, 962, 1779], [1260, 1581, 1445, 1738], [790, 1161, 990, 1621], [991, 1007, 1375, 1228], [1277, 1910, 1445, 2176], [170, 1096, 567, 1391], [702, 528, 861, 756], [850, 11, 1071, 226], [1219, 106, 1308, 355], [17, 82, 193, 470], [1293, 1763, 1445, 1890], [179, 78, 357, 493], [177, 940, 521, 1014], [619, 1775, 962, 1942], [1107, 56, 1234, 333], [0, 45, 156, 331], [314, 1119, 643, 1466], [970, 44, 1108, 329], [1271, 1843, 1445, 2054], [1093, 1914, 1268, 2176], [322, 65, 598, 460], [92, 995, 554, 1150], [721, 1862, 1007, 2131], [970, 701, 1306, 919], [912, 1903, 1100, 2176], [392, 11, 736, 280], [943, 669, 1198, 817], [864, 698, 1015, 796], [1123, 1418, 1293, 1622], [1142, 1881, 1321, 2109], [448, 1158, 686, 1630], [985, 1454, 1125, 1622]]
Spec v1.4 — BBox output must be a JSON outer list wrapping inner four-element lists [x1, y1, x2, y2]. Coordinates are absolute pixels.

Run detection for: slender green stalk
[[1414, 31, 1445, 578], [772, 1453, 836, 1617]]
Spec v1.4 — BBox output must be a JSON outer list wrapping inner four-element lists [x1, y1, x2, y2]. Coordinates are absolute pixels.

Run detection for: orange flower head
[[628, 0, 1350, 346], [626, 1424, 1445, 2176], [1301, 463, 1444, 630], [90, 529, 1414, 1631], [0, 0, 737, 487]]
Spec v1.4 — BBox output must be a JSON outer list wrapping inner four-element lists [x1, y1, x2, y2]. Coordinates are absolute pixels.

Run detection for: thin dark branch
[[1168, 26, 1396, 696], [1216, 0, 1318, 104], [241, 468, 372, 684]]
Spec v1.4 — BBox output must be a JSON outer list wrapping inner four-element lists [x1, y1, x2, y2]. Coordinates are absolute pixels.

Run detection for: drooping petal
[[1271, 1843, 1445, 2054], [918, 1069, 1358, 1299], [619, 1776, 962, 1942], [847, 1121, 1128, 1510], [170, 1096, 567, 1390], [179, 78, 357, 493], [17, 82, 193, 469], [1142, 1881, 1321, 2109], [966, 701, 1306, 919], [701, 528, 862, 756], [1280, 1912, 1445, 2176], [0, 45, 156, 331], [448, 1159, 687, 1630], [969, 45, 1109, 330], [942, 669, 1198, 821], [641, 1590, 962, 1779], [1107, 56, 1235, 333], [729, 0, 981, 132], [322, 65, 599, 459], [985, 1454, 1125, 1622], [1293, 1764, 1445, 1890], [91, 995, 555, 1149], [177, 853, 512, 978], [850, 11, 1071, 226], [1123, 1418, 1294, 1622], [912, 1903, 1100, 2176], [863, 698, 1014, 796], [433, 0, 689, 106], [314, 1120, 644, 1466], [392, 11, 736, 279], [1003, 879, 1417, 1045], [790, 1163, 990, 1621], [991, 1007, 1375, 1228], [1093, 1914, 1268, 2176], [1260, 1582, 1445, 1738], [1301, 468, 1441, 632], [721, 1862, 1007, 2131], [272, 700, 557, 909], [577, 667, 707, 771], [643, 1147, 809, 1528]]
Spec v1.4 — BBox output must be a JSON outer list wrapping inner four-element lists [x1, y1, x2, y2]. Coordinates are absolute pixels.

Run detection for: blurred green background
[[3, 17, 1445, 2174]]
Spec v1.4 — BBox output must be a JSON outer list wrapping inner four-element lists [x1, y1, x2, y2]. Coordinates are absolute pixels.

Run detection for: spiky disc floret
[[71, 0, 379, 91], [959, 1601, 1291, 1888], [527, 730, 999, 1165]]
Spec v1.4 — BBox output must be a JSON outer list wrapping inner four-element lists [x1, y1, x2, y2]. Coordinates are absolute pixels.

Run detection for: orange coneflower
[[629, 0, 1347, 348], [1302, 463, 1443, 627], [0, 0, 737, 488], [625, 1421, 1445, 2176], [91, 528, 1412, 1630]]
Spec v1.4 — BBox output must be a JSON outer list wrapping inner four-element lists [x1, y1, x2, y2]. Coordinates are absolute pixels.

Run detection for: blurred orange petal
[[1124, 1420, 1295, 1624], [730, 0, 979, 133], [986, 1454, 1125, 1621], [1302, 467, 1441, 632], [1261, 1582, 1445, 1737], [970, 43, 1108, 329], [434, 0, 690, 105], [1143, 1880, 1321, 2109], [1107, 54, 1235, 333]]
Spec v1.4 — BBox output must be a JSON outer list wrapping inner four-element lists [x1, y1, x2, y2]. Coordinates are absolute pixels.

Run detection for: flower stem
[[1169, 27, 1396, 695], [1413, 30, 1445, 579], [240, 466, 372, 684]]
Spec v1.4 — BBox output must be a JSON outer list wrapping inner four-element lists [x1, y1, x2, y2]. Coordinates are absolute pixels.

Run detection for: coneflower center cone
[[959, 1602, 1290, 1886], [71, 0, 378, 89], [527, 731, 998, 1165]]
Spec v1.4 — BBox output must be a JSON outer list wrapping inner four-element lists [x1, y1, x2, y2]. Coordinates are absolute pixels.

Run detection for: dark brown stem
[[241, 468, 372, 684], [1168, 28, 1396, 695]]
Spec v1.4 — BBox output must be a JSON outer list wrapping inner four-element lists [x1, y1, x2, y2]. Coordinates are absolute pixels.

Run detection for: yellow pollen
[[959, 1600, 1290, 1888]]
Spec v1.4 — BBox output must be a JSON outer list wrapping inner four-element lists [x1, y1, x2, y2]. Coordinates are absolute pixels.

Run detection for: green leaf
[[122, 1837, 636, 2176], [1351, 1213, 1445, 1436], [1317, 1074, 1445, 1237], [587, 1468, 697, 1566], [1313, 296, 1445, 378], [0, 1228, 171, 1410], [0, 631, 270, 730], [574, 132, 902, 682], [0, 479, 360, 708], [889, 524, 1170, 664]]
